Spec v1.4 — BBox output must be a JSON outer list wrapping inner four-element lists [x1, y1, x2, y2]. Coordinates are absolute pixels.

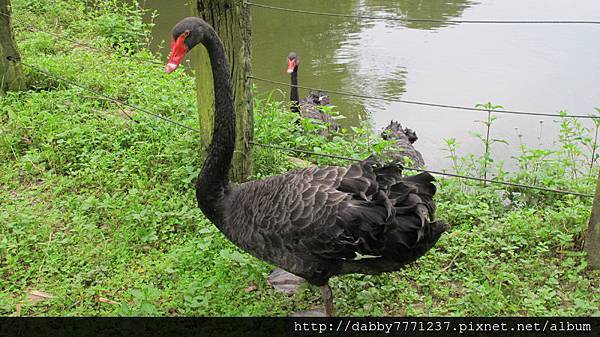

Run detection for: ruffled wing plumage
[[223, 159, 447, 284]]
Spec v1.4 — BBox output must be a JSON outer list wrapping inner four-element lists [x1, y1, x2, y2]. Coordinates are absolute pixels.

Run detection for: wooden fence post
[[0, 0, 25, 94], [191, 0, 253, 183], [586, 171, 600, 269]]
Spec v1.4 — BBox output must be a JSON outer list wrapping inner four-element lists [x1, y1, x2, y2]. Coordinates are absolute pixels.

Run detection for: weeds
[[472, 102, 507, 183]]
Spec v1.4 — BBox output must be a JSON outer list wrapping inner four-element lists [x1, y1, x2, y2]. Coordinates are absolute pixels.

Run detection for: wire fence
[[4, 10, 597, 121], [245, 2, 600, 25], [15, 60, 593, 198], [249, 76, 600, 120], [249, 142, 594, 198], [3, 5, 597, 199]]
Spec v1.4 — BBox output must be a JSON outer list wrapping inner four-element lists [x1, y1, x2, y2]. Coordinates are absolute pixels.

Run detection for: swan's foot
[[320, 283, 335, 317], [267, 268, 305, 295], [290, 309, 327, 317]]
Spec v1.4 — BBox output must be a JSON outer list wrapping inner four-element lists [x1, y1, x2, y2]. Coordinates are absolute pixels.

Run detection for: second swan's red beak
[[165, 33, 189, 73], [287, 58, 296, 74]]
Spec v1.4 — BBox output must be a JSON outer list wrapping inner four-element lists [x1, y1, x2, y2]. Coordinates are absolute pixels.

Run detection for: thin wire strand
[[20, 62, 201, 133], [9, 58, 593, 198], [249, 76, 600, 120], [250, 141, 593, 198], [246, 2, 600, 25], [4, 11, 597, 120]]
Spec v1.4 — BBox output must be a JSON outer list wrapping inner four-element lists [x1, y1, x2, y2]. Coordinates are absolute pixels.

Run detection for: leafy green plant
[[118, 285, 163, 316], [472, 102, 507, 183]]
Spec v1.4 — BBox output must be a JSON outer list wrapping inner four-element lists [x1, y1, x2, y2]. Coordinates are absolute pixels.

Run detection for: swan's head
[[287, 52, 299, 74], [165, 17, 209, 73]]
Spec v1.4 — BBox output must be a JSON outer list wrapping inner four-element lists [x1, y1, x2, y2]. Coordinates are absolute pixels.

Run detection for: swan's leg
[[267, 268, 305, 295], [320, 283, 335, 317]]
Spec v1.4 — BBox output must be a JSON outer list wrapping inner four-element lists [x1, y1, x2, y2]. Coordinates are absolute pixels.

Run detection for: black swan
[[287, 52, 340, 135], [165, 17, 449, 316], [381, 120, 425, 168]]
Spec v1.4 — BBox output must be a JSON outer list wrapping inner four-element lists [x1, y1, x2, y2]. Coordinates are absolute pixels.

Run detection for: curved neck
[[195, 24, 235, 224], [290, 66, 299, 113]]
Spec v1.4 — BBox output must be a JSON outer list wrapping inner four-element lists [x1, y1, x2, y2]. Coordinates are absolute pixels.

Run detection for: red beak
[[287, 58, 296, 74], [165, 34, 189, 73]]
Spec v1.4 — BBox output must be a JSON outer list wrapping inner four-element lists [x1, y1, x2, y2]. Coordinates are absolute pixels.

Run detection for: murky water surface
[[141, 0, 600, 169]]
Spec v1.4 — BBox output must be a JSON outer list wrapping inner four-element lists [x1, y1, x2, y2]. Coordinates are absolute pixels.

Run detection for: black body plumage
[[221, 159, 448, 286], [381, 120, 426, 168], [288, 53, 340, 135]]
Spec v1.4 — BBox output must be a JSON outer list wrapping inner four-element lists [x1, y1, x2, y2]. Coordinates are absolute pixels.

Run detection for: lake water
[[140, 0, 600, 170]]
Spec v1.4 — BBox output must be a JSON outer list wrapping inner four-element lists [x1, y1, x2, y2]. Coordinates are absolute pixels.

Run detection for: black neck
[[290, 66, 299, 113], [195, 24, 235, 224]]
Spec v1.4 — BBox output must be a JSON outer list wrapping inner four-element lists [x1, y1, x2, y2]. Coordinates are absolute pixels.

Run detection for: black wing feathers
[[222, 159, 446, 283], [309, 160, 444, 264]]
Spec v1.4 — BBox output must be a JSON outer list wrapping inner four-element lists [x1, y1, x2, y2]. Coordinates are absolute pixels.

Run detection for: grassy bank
[[1, 0, 599, 316]]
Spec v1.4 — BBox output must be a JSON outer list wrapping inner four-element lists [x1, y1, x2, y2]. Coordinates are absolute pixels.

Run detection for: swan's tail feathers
[[383, 171, 447, 260], [398, 172, 436, 196], [423, 221, 451, 250], [357, 160, 438, 225], [338, 220, 450, 276], [389, 171, 437, 220], [320, 161, 449, 276], [381, 121, 419, 144], [399, 220, 450, 264]]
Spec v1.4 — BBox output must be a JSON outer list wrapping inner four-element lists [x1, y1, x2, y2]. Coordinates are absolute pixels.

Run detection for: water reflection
[[252, 0, 369, 124], [361, 0, 478, 30], [142, 0, 477, 127], [249, 0, 482, 129]]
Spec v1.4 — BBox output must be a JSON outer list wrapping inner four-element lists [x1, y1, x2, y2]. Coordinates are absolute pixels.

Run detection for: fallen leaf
[[22, 135, 32, 145], [98, 297, 118, 305], [27, 290, 54, 305], [244, 284, 257, 293]]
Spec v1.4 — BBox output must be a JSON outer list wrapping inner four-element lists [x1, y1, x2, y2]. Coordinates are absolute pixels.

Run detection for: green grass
[[1, 0, 599, 316]]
